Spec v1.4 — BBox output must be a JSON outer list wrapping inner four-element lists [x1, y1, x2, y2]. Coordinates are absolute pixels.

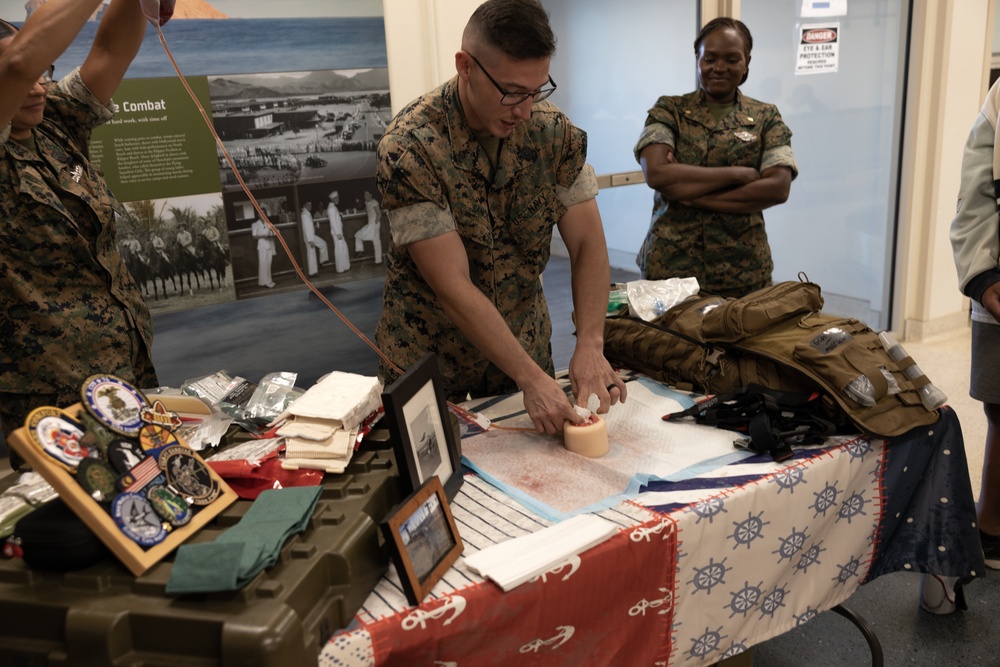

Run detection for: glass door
[[544, 0, 908, 329], [740, 0, 910, 328]]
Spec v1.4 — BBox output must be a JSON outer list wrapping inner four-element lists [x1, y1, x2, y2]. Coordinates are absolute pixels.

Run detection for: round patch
[[146, 484, 192, 526], [107, 439, 147, 475], [82, 375, 148, 436], [25, 406, 90, 472], [138, 423, 180, 452], [158, 446, 220, 505], [112, 492, 168, 547], [76, 458, 119, 504]]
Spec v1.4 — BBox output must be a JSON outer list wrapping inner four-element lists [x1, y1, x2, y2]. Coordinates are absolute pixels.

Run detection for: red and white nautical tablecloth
[[322, 376, 982, 666]]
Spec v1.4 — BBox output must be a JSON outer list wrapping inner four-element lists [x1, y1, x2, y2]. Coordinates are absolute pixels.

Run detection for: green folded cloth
[[166, 486, 321, 594]]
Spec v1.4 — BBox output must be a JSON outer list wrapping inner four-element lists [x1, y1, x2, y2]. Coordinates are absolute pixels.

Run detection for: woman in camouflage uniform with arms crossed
[[0, 0, 157, 467], [635, 18, 798, 298]]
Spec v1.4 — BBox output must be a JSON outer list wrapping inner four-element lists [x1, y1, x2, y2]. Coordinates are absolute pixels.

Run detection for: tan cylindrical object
[[563, 414, 608, 458]]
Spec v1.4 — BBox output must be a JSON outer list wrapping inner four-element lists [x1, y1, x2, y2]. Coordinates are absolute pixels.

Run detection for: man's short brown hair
[[464, 0, 556, 60]]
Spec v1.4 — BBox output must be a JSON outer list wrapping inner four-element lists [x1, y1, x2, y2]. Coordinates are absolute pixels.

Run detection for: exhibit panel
[[2, 0, 392, 315]]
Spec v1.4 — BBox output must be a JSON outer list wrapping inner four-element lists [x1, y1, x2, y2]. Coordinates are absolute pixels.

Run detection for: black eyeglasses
[[39, 65, 54, 85], [467, 52, 556, 106]]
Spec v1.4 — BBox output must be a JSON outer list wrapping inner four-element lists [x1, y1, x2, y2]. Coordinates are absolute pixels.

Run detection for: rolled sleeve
[[761, 144, 798, 179], [554, 117, 589, 189], [58, 67, 115, 127], [378, 131, 458, 246], [633, 121, 675, 163], [387, 201, 456, 246], [759, 106, 797, 179], [378, 135, 448, 209], [557, 163, 598, 208]]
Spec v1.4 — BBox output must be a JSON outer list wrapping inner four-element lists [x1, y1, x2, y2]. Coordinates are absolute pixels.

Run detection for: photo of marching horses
[[117, 192, 235, 314]]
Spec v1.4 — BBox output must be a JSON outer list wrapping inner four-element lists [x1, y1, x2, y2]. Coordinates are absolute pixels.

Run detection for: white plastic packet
[[269, 371, 382, 431], [626, 277, 700, 321]]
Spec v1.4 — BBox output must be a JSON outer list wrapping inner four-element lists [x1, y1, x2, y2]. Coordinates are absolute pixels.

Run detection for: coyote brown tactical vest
[[602, 280, 939, 438]]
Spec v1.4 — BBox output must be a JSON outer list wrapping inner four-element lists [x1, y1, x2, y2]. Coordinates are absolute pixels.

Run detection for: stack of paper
[[463, 514, 618, 592], [270, 372, 382, 473]]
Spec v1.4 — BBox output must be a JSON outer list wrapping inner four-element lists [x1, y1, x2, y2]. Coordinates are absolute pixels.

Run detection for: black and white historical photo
[[116, 192, 234, 313], [222, 178, 387, 298], [403, 381, 453, 486], [207, 68, 390, 191]]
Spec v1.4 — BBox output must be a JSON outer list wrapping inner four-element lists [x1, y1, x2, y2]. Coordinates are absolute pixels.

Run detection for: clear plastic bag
[[626, 278, 700, 322], [845, 367, 900, 407], [181, 370, 257, 424], [246, 372, 301, 424]]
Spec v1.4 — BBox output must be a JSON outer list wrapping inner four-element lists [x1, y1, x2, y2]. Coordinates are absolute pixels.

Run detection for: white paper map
[[460, 379, 748, 517]]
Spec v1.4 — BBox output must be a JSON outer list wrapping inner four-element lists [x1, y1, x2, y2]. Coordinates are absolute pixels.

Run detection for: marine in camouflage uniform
[[634, 89, 798, 297], [374, 77, 596, 401], [0, 68, 157, 440]]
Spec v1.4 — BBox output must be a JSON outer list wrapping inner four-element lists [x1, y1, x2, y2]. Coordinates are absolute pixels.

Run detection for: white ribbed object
[[463, 514, 618, 592]]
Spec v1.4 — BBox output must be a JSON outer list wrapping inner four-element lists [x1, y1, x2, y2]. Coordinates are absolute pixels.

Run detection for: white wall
[[382, 0, 480, 114], [994, 3, 1000, 57], [896, 0, 991, 339], [543, 0, 698, 270]]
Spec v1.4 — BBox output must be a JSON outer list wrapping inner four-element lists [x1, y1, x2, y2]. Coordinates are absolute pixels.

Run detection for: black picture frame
[[381, 476, 464, 606], [381, 353, 463, 501]]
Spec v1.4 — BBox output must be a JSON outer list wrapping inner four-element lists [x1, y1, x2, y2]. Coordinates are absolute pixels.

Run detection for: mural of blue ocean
[[53, 17, 388, 79]]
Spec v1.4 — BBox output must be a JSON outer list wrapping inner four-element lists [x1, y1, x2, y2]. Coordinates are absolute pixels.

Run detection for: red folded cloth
[[207, 445, 323, 500]]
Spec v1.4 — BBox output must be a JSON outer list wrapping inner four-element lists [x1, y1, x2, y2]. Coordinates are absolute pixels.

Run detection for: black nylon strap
[[664, 385, 832, 461]]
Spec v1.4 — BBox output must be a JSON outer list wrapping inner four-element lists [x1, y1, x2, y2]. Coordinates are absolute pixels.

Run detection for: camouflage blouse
[[634, 89, 798, 296], [375, 77, 590, 400], [0, 69, 156, 395]]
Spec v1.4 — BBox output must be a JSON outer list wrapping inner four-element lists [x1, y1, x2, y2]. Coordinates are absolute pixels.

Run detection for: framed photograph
[[381, 476, 464, 606], [382, 353, 463, 501]]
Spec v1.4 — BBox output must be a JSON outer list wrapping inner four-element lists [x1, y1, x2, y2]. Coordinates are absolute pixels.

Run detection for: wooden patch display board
[[8, 402, 237, 577]]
